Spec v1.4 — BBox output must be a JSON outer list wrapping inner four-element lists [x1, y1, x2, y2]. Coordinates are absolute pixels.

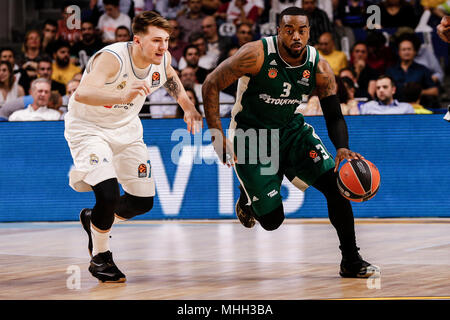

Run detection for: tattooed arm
[[202, 41, 264, 164], [314, 58, 363, 171], [164, 54, 202, 133]]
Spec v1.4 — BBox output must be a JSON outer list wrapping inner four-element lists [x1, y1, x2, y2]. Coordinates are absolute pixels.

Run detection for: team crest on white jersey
[[117, 81, 127, 90]]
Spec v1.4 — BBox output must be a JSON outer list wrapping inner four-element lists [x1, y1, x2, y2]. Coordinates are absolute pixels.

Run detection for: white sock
[[91, 223, 111, 256], [113, 214, 127, 224]]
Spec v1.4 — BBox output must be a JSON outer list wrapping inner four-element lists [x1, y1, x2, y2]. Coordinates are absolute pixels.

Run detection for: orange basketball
[[337, 159, 380, 202]]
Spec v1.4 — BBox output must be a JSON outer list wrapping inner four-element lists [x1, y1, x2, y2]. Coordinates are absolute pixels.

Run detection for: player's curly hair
[[132, 11, 172, 36]]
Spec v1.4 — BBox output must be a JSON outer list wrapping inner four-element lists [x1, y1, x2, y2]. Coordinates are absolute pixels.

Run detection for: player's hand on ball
[[334, 148, 364, 172], [183, 108, 203, 134], [123, 81, 151, 103]]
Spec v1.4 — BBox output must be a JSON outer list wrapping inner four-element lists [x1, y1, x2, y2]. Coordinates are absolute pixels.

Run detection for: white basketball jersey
[[66, 41, 169, 128]]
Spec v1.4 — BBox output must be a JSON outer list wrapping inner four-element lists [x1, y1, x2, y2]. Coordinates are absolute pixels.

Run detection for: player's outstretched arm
[[202, 41, 263, 165], [74, 52, 151, 106], [164, 57, 202, 133], [314, 58, 363, 172]]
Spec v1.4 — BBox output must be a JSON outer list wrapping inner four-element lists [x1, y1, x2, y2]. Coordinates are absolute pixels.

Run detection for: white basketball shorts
[[64, 116, 155, 197]]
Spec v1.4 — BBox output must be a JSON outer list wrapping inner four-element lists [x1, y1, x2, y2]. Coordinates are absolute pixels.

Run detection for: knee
[[93, 179, 121, 211], [128, 195, 154, 215], [258, 205, 285, 231]]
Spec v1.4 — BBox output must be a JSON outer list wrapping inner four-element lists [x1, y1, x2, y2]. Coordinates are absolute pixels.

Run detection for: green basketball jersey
[[231, 36, 320, 129]]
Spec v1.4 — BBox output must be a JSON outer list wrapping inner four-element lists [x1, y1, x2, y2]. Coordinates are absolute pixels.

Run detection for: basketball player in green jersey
[[202, 7, 379, 278]]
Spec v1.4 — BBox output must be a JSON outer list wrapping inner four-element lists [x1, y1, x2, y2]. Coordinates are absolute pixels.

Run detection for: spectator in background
[[366, 31, 395, 74], [71, 20, 105, 70], [178, 33, 217, 70], [335, 0, 369, 29], [180, 66, 234, 117], [215, 0, 263, 26], [318, 32, 348, 75], [155, 0, 185, 19], [360, 75, 415, 115], [115, 25, 132, 42], [0, 61, 25, 105], [37, 56, 66, 97], [201, 16, 233, 67], [17, 30, 42, 66], [234, 22, 254, 48], [177, 0, 206, 42], [168, 18, 188, 68], [56, 3, 82, 46], [97, 0, 132, 44], [52, 40, 82, 85], [182, 45, 210, 83], [41, 19, 58, 56], [185, 87, 201, 115], [60, 78, 80, 119], [0, 48, 21, 84], [302, 0, 333, 46], [348, 41, 378, 99], [9, 78, 61, 121], [402, 82, 433, 114], [386, 36, 439, 105], [379, 0, 419, 29]]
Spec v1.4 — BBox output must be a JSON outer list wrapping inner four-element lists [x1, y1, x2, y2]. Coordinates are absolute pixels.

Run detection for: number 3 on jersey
[[280, 82, 291, 97]]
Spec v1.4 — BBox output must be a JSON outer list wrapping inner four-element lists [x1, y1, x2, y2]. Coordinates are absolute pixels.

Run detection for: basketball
[[337, 159, 380, 202]]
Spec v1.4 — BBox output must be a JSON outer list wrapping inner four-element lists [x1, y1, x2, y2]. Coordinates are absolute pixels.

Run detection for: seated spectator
[[181, 45, 210, 84], [393, 30, 444, 85], [335, 0, 369, 29], [215, 0, 262, 26], [0, 48, 21, 84], [185, 87, 201, 115], [178, 33, 217, 70], [302, 0, 333, 46], [201, 16, 233, 67], [402, 82, 433, 114], [115, 25, 132, 42], [48, 91, 63, 117], [155, 0, 185, 20], [366, 30, 395, 74], [0, 95, 32, 121], [359, 75, 415, 115], [97, 0, 132, 44], [348, 41, 379, 99], [56, 3, 82, 46], [62, 78, 80, 107], [0, 61, 25, 105], [180, 66, 234, 117], [41, 19, 58, 56], [71, 20, 105, 70], [168, 18, 188, 68], [17, 30, 42, 66], [302, 76, 359, 116], [234, 22, 255, 48], [386, 35, 439, 106], [379, 0, 419, 29], [9, 78, 61, 121], [318, 32, 348, 75], [177, 0, 206, 43], [37, 56, 66, 97], [52, 40, 82, 86]]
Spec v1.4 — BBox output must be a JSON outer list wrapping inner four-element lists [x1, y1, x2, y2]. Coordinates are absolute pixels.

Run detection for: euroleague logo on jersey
[[302, 70, 311, 79], [268, 68, 278, 79], [152, 72, 160, 86]]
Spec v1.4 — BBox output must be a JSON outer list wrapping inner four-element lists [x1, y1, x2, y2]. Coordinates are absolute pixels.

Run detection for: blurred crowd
[[0, 0, 449, 121]]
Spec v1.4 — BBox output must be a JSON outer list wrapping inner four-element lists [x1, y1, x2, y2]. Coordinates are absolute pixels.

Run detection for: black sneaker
[[235, 200, 256, 228], [340, 252, 380, 278], [79, 208, 93, 258], [88, 251, 126, 283]]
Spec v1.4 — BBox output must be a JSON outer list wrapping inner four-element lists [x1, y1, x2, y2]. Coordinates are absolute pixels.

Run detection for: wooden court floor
[[0, 218, 449, 300]]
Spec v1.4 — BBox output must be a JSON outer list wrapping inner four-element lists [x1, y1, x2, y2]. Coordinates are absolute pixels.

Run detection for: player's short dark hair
[[103, 0, 120, 7], [132, 10, 172, 35], [377, 74, 396, 87], [278, 6, 310, 26]]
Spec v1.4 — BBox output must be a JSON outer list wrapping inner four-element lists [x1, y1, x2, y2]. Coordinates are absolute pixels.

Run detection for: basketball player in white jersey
[[64, 11, 202, 283]]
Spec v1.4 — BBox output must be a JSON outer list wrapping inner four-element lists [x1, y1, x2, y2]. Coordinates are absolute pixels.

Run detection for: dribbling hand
[[334, 148, 364, 172]]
